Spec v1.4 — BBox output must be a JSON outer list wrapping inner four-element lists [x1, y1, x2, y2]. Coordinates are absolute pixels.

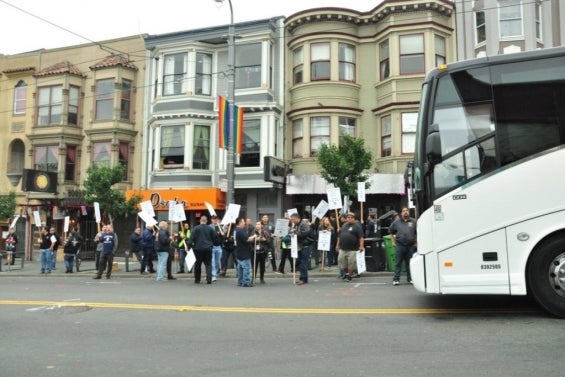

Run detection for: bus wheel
[[527, 238, 565, 318]]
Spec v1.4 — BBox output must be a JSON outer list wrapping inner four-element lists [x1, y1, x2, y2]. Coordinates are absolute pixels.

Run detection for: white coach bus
[[410, 46, 565, 318]]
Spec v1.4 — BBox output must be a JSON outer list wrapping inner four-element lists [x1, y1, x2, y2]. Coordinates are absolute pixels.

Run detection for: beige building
[[0, 35, 146, 258], [284, 0, 456, 216]]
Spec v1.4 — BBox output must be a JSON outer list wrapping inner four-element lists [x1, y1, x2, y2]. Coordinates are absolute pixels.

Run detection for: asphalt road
[[0, 274, 561, 377]]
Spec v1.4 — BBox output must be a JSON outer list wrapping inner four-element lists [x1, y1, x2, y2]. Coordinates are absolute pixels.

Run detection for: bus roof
[[424, 46, 565, 82]]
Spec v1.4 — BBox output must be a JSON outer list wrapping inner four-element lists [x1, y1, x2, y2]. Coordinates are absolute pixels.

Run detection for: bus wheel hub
[[549, 252, 565, 298]]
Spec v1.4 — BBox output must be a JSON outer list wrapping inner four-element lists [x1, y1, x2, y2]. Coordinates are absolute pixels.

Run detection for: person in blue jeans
[[209, 215, 224, 282], [234, 217, 253, 287], [38, 228, 52, 274], [155, 221, 173, 281]]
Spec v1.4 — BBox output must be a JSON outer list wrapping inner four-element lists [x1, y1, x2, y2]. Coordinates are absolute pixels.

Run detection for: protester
[[38, 228, 52, 274], [220, 223, 236, 276], [260, 214, 278, 273], [4, 227, 17, 265], [278, 217, 293, 274], [252, 221, 271, 284], [155, 221, 174, 281], [335, 212, 364, 282], [140, 224, 156, 275], [389, 207, 417, 286], [129, 227, 143, 263], [49, 227, 61, 270], [94, 225, 107, 270], [318, 216, 336, 270], [209, 215, 224, 282], [93, 224, 118, 280], [176, 222, 191, 273], [289, 213, 313, 285], [63, 228, 82, 273], [189, 215, 215, 284], [234, 217, 253, 287]]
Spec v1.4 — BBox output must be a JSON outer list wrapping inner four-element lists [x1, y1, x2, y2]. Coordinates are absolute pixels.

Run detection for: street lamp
[[215, 0, 236, 207]]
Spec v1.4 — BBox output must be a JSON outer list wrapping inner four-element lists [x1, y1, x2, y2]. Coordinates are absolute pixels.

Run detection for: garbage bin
[[364, 238, 378, 272], [382, 235, 406, 272]]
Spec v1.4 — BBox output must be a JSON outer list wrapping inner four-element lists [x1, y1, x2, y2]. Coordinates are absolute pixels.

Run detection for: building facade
[[284, 0, 456, 218], [455, 0, 565, 59], [0, 35, 146, 258], [139, 17, 286, 224]]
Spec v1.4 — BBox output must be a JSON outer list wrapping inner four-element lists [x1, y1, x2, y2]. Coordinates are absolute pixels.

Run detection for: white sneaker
[[212, 277, 217, 282], [393, 280, 400, 286]]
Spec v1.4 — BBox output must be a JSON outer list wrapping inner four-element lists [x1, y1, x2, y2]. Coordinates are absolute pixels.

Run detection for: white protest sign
[[140, 200, 155, 217], [312, 200, 329, 219], [9, 215, 19, 230], [185, 249, 196, 271], [356, 250, 367, 274], [290, 234, 298, 259], [286, 208, 298, 217], [204, 202, 217, 217], [137, 211, 157, 227], [274, 218, 290, 237], [33, 211, 42, 227], [317, 230, 331, 251], [357, 182, 366, 202], [168, 200, 177, 222], [64, 216, 70, 233], [94, 202, 101, 223], [221, 203, 241, 225], [174, 203, 186, 222], [326, 187, 342, 209]]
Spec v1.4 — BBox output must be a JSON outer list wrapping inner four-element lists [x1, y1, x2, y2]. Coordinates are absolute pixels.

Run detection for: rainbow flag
[[217, 96, 244, 153]]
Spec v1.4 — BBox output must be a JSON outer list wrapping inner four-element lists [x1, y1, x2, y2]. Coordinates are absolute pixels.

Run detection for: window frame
[[310, 42, 330, 81], [475, 10, 486, 45], [120, 79, 132, 121], [92, 141, 112, 167], [338, 117, 356, 145], [235, 43, 262, 89], [163, 52, 188, 96], [381, 115, 392, 157], [310, 116, 330, 157], [95, 79, 114, 121], [435, 35, 446, 67], [195, 52, 212, 96], [34, 145, 59, 172], [119, 142, 129, 181], [293, 46, 304, 85], [192, 124, 210, 170], [338, 43, 355, 82], [401, 112, 418, 154], [65, 145, 77, 182], [498, 0, 523, 39], [399, 34, 425, 75], [160, 125, 185, 169], [292, 119, 303, 159], [379, 40, 390, 80], [13, 80, 27, 115], [37, 85, 63, 126], [238, 119, 260, 168]]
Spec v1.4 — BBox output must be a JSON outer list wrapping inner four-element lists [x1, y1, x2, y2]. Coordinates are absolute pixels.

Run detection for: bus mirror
[[426, 124, 442, 165]]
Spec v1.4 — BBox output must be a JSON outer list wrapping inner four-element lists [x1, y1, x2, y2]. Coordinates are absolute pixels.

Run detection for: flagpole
[[225, 0, 236, 206]]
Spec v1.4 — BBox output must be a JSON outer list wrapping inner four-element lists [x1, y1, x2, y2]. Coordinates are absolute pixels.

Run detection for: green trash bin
[[382, 235, 406, 272]]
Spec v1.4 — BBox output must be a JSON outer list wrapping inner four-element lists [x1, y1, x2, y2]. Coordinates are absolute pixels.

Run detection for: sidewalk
[[0, 257, 393, 279]]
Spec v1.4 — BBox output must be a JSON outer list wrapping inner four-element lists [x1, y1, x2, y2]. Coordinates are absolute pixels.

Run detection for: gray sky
[[0, 0, 381, 55]]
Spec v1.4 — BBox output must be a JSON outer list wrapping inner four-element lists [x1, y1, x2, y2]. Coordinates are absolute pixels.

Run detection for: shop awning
[[126, 188, 226, 211], [286, 173, 405, 195]]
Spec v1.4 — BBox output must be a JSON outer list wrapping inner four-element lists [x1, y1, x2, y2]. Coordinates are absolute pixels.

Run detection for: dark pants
[[298, 245, 312, 283], [96, 253, 114, 278], [177, 248, 187, 272], [254, 252, 266, 280], [140, 246, 155, 273], [193, 249, 212, 283], [166, 250, 174, 278], [221, 244, 235, 272], [393, 244, 414, 282], [278, 248, 293, 273]]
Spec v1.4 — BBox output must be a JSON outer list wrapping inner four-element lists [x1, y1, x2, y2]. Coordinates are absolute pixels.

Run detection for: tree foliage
[[317, 135, 373, 198], [83, 165, 141, 224], [0, 191, 17, 220]]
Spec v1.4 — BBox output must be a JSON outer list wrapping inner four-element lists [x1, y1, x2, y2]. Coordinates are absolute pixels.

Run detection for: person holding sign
[[93, 225, 118, 280], [4, 227, 17, 266], [252, 221, 271, 284], [335, 212, 364, 282], [38, 228, 52, 274], [234, 217, 254, 287], [176, 223, 191, 273], [289, 213, 313, 285], [63, 228, 82, 273], [140, 225, 156, 275]]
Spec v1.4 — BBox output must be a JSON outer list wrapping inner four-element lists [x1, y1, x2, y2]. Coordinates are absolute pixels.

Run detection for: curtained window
[[65, 146, 76, 181], [310, 117, 330, 156], [239, 120, 260, 167], [192, 125, 210, 170], [120, 80, 132, 121], [163, 53, 187, 96], [13, 80, 27, 115], [34, 145, 58, 172], [119, 142, 129, 180], [96, 79, 114, 120], [195, 53, 212, 96], [292, 119, 303, 158], [339, 43, 355, 82], [161, 125, 185, 168], [93, 142, 111, 166]]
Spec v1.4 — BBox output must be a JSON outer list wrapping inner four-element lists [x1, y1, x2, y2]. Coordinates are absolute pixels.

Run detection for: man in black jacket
[[189, 216, 215, 284]]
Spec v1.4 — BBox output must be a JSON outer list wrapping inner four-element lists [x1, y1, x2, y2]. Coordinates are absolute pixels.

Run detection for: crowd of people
[[25, 207, 417, 287]]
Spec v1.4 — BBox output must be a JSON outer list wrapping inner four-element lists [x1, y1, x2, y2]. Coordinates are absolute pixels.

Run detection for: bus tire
[[527, 237, 565, 318]]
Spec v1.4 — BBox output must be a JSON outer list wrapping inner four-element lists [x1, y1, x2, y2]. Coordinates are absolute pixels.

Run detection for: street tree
[[317, 135, 373, 199], [0, 191, 17, 221], [83, 165, 141, 225]]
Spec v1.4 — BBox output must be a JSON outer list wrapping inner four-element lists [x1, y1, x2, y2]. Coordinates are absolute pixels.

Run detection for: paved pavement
[[0, 255, 393, 279]]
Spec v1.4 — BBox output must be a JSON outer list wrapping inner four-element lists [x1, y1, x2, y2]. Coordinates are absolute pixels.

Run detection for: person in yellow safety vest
[[176, 223, 191, 273]]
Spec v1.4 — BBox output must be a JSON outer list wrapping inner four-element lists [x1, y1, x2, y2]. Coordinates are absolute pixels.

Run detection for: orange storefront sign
[[126, 188, 226, 211]]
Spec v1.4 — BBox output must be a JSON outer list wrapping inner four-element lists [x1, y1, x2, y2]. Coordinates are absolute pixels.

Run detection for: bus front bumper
[[410, 252, 426, 293]]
